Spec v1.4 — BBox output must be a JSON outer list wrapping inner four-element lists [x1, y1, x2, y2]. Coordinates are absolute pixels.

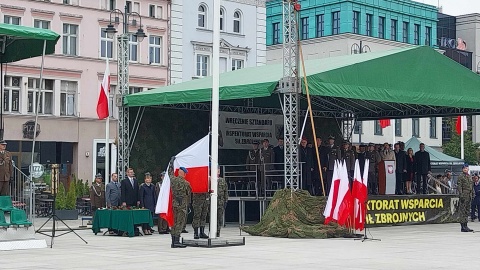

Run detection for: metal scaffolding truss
[[117, 34, 130, 180]]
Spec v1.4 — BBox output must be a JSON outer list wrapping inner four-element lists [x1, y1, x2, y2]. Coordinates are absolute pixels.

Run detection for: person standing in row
[[340, 140, 355, 183], [414, 143, 431, 195], [259, 139, 275, 196], [394, 143, 407, 195], [139, 172, 157, 235], [169, 161, 191, 248], [313, 137, 328, 196], [471, 174, 480, 222], [155, 172, 170, 234], [299, 137, 314, 194], [90, 174, 106, 221], [457, 163, 474, 232], [325, 136, 340, 194], [273, 138, 284, 171], [366, 143, 379, 195], [106, 173, 121, 208], [121, 168, 140, 207], [0, 140, 12, 196], [192, 182, 209, 239], [216, 168, 229, 237], [405, 148, 415, 194], [357, 144, 367, 176]]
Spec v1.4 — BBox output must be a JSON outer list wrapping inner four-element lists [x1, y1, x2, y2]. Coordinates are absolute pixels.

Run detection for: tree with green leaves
[[55, 183, 67, 210], [66, 180, 77, 210], [442, 118, 480, 165]]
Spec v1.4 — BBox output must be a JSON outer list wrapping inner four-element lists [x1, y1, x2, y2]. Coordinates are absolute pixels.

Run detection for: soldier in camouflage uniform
[[192, 191, 209, 239], [217, 169, 229, 237], [457, 163, 474, 232], [365, 143, 379, 195], [325, 136, 340, 193], [340, 140, 355, 183], [169, 162, 192, 248]]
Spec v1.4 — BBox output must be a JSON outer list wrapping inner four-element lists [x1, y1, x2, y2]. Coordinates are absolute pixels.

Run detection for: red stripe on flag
[[96, 84, 109, 119], [379, 119, 391, 128], [175, 166, 209, 193], [160, 189, 174, 227]]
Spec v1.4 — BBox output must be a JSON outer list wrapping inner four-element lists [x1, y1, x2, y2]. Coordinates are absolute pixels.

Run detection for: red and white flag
[[324, 161, 340, 224], [334, 161, 353, 226], [96, 58, 110, 120], [173, 135, 210, 193], [456, 116, 467, 135], [155, 135, 210, 226], [353, 159, 369, 231], [379, 119, 391, 128]]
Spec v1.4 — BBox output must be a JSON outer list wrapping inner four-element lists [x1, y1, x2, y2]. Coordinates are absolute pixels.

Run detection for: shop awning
[[125, 46, 480, 120], [0, 23, 60, 63]]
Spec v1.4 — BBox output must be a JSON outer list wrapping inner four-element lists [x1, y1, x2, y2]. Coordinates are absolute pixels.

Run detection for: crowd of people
[[246, 137, 445, 196], [89, 164, 228, 248]]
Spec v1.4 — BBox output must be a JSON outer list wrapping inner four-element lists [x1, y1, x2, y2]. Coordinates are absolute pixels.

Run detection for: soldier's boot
[[216, 231, 220, 238], [464, 222, 474, 232], [199, 227, 209, 239], [461, 223, 471, 232], [182, 229, 188, 233], [171, 236, 186, 248], [194, 227, 199, 239]]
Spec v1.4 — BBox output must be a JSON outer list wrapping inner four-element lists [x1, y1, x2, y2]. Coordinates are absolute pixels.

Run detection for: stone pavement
[[1, 218, 479, 270]]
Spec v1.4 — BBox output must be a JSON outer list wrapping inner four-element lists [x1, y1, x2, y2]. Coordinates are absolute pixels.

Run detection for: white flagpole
[[105, 58, 110, 186], [209, 0, 221, 239], [391, 119, 396, 146], [461, 116, 465, 160]]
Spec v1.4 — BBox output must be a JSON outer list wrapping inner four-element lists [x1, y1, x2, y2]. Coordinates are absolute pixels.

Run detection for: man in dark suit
[[299, 137, 314, 195], [273, 138, 284, 171], [121, 168, 140, 207], [312, 137, 328, 196], [414, 143, 431, 194], [394, 143, 407, 195]]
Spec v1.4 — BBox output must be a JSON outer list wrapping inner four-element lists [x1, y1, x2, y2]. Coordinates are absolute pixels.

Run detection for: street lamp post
[[105, 6, 146, 180]]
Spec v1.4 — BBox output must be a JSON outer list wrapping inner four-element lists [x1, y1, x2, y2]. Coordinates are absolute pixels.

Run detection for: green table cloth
[[92, 209, 153, 237]]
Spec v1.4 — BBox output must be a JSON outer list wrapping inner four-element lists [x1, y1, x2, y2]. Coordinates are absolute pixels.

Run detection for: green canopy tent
[[125, 46, 480, 120], [0, 23, 60, 221]]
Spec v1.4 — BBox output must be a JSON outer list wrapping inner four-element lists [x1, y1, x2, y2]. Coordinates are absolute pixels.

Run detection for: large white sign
[[219, 112, 284, 150], [384, 160, 396, 195], [30, 162, 44, 179]]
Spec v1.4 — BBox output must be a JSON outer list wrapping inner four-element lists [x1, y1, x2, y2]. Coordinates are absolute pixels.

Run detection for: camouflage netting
[[242, 189, 350, 238]]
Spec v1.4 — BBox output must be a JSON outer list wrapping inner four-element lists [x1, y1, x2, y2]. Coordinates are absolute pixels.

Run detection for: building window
[[425, 26, 431, 46], [301, 17, 309, 40], [198, 5, 206, 28], [414, 24, 420, 45], [63, 0, 79, 4], [220, 8, 225, 31], [332, 11, 340, 35], [4, 15, 21, 25], [366, 14, 372, 37], [316, 14, 324, 37], [395, 119, 402, 136], [412, 118, 420, 137], [27, 78, 54, 115], [3, 76, 20, 113], [63, 24, 78, 56], [129, 87, 142, 94], [126, 1, 132, 13], [101, 0, 116, 10], [233, 11, 241, 33], [232, 59, 243, 71], [60, 81, 77, 116], [100, 28, 114, 59], [430, 117, 437, 138], [196, 54, 209, 77], [391, 19, 397, 41], [272, 22, 280, 45], [378, 17, 385, 39], [34, 19, 50, 29], [402, 22, 409, 43], [133, 2, 140, 13], [149, 5, 163, 19], [374, 120, 383, 135], [353, 11, 359, 34], [129, 35, 138, 62], [353, 121, 362, 134], [149, 36, 162, 64]]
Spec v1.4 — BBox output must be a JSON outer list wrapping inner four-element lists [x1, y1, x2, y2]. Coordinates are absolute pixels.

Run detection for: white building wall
[[267, 33, 443, 146], [170, 0, 266, 84]]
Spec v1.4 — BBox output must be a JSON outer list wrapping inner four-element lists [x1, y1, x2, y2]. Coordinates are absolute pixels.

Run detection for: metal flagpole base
[[36, 214, 88, 248], [181, 237, 245, 248], [354, 228, 381, 242]]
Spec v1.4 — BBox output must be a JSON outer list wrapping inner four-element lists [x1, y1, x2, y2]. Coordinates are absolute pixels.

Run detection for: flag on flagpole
[[173, 135, 210, 193], [353, 159, 369, 231], [456, 116, 467, 135], [379, 119, 391, 128], [324, 161, 340, 224], [96, 58, 110, 120], [155, 165, 174, 226], [334, 161, 353, 226]]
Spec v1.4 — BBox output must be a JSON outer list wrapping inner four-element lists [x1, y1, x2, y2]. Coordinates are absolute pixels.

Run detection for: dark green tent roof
[[404, 136, 463, 166], [0, 23, 60, 63], [125, 46, 480, 120]]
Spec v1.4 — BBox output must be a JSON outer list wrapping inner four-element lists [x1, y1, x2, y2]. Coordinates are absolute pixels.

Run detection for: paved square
[[1, 219, 478, 270]]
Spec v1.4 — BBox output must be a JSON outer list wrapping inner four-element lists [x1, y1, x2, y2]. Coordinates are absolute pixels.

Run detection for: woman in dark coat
[[139, 172, 157, 235], [405, 148, 415, 194]]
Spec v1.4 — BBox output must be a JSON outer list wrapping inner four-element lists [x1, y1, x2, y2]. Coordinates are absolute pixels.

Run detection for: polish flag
[[155, 165, 174, 226], [379, 119, 391, 128], [324, 161, 340, 224], [456, 116, 467, 135], [334, 161, 353, 226], [352, 159, 369, 231], [173, 135, 210, 193], [96, 58, 110, 120]]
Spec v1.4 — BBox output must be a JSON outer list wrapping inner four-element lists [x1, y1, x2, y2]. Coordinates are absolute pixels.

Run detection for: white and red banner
[[155, 165, 174, 226], [96, 58, 110, 120], [324, 161, 353, 226], [353, 159, 369, 231]]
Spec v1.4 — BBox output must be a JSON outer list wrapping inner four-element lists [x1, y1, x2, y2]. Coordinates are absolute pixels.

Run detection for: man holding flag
[[168, 160, 191, 248]]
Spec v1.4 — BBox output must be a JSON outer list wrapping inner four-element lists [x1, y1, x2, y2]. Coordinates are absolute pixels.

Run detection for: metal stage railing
[[9, 162, 38, 221]]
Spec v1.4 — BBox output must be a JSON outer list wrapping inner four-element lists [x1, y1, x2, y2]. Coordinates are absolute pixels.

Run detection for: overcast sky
[[419, 0, 480, 16]]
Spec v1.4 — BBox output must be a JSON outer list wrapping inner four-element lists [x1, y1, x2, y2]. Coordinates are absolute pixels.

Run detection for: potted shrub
[[55, 181, 79, 220]]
